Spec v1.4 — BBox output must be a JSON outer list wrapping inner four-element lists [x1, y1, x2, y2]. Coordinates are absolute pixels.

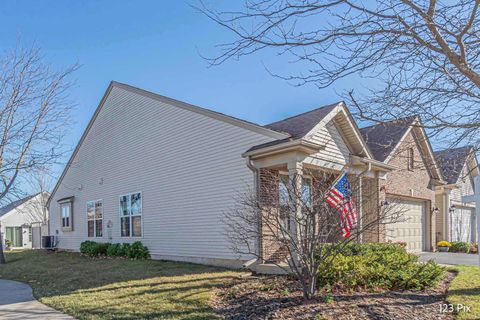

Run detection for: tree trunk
[[302, 272, 318, 300], [0, 228, 5, 264]]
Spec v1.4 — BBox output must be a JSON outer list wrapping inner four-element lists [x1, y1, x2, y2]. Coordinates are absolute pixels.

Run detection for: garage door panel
[[386, 198, 425, 251]]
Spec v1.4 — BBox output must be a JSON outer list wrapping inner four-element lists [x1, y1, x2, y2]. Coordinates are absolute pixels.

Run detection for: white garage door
[[451, 206, 475, 242], [386, 198, 425, 251]]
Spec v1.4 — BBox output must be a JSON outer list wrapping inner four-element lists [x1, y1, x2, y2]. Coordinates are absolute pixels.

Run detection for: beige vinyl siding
[[450, 166, 475, 204], [48, 86, 275, 261], [307, 121, 350, 165]]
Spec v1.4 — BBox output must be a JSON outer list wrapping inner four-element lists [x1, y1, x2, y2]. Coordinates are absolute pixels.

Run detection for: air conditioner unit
[[42, 236, 56, 250]]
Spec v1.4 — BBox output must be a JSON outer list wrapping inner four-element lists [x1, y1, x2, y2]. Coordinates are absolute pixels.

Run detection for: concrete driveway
[[418, 252, 479, 266], [0, 279, 74, 319]]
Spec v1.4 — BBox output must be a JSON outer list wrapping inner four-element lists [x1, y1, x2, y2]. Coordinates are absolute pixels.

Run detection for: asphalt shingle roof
[[246, 102, 341, 153], [359, 116, 417, 162], [265, 102, 340, 138], [433, 146, 474, 184]]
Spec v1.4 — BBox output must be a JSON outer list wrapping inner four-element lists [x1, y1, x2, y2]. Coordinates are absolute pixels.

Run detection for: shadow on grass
[[447, 287, 480, 297], [0, 250, 240, 319]]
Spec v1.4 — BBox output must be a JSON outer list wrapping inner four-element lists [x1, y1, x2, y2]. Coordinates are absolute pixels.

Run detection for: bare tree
[[198, 0, 480, 151], [0, 45, 77, 264], [226, 168, 405, 300]]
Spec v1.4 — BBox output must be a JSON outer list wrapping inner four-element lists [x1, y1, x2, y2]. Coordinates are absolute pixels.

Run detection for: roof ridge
[[433, 145, 473, 155], [265, 101, 342, 127], [111, 81, 288, 138], [359, 115, 419, 131]]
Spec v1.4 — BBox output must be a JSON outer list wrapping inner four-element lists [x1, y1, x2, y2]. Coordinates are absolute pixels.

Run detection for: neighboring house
[[434, 146, 479, 243], [0, 192, 49, 249], [359, 117, 445, 251], [47, 81, 460, 268]]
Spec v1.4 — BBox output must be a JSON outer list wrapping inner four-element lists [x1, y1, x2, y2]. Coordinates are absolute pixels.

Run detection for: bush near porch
[[317, 243, 444, 290]]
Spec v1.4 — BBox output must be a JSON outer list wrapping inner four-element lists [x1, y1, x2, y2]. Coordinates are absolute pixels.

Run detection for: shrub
[[437, 241, 451, 247], [80, 241, 98, 256], [316, 243, 444, 291], [118, 243, 131, 257], [80, 241, 112, 256], [81, 241, 150, 259], [107, 243, 121, 257], [470, 243, 478, 254], [128, 241, 150, 259], [450, 241, 470, 253]]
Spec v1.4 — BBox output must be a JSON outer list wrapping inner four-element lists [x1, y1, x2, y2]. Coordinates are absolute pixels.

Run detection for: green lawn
[[0, 250, 243, 320], [447, 266, 480, 320]]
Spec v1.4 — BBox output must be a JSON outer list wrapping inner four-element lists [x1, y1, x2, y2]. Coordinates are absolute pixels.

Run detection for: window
[[61, 203, 72, 230], [119, 192, 142, 237], [28, 226, 32, 242], [407, 148, 414, 171], [87, 200, 103, 237], [279, 175, 291, 232], [278, 175, 312, 233]]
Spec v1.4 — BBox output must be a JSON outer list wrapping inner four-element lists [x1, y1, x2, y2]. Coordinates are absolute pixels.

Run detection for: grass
[[447, 266, 480, 320], [0, 250, 243, 320]]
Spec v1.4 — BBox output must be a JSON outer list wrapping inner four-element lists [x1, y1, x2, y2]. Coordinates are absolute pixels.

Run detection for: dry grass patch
[[0, 250, 244, 320]]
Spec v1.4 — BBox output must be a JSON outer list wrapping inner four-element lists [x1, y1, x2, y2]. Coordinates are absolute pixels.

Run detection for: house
[[0, 193, 49, 250], [359, 117, 445, 251], [434, 146, 479, 243], [47, 81, 461, 268]]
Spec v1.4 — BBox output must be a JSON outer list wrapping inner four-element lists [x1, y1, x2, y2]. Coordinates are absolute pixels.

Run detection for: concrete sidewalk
[[0, 279, 74, 319], [418, 252, 479, 266]]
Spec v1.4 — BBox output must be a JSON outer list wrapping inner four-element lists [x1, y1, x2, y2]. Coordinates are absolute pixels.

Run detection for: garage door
[[386, 198, 425, 251], [451, 206, 475, 242]]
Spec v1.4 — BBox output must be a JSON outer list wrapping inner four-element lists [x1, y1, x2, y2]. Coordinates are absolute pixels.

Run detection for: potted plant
[[437, 241, 451, 252], [4, 239, 11, 251]]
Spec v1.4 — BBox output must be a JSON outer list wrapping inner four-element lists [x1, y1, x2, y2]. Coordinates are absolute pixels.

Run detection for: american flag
[[325, 172, 358, 237]]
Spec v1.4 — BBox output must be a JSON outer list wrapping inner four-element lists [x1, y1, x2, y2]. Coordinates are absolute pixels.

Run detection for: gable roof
[[359, 116, 417, 162], [359, 116, 444, 182], [0, 193, 39, 218], [265, 103, 339, 138], [246, 102, 373, 159], [48, 81, 289, 206], [434, 146, 477, 184]]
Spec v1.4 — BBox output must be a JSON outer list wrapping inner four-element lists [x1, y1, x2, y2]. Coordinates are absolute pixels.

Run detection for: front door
[[5, 227, 23, 248]]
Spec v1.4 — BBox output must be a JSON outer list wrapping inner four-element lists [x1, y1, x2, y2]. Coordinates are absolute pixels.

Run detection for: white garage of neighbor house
[[0, 192, 49, 250], [434, 146, 479, 243]]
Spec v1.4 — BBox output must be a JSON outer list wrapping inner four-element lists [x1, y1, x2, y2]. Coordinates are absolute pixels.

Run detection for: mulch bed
[[212, 271, 457, 320]]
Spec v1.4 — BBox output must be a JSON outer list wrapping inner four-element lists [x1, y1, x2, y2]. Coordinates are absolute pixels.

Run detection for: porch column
[[288, 161, 303, 237]]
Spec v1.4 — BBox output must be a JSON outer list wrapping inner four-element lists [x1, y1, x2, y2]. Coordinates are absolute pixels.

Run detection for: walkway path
[[418, 252, 478, 266], [0, 279, 74, 319]]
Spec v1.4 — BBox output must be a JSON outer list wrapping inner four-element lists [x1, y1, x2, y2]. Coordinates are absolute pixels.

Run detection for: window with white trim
[[61, 203, 72, 230], [119, 192, 142, 237], [87, 200, 103, 237], [279, 175, 312, 233]]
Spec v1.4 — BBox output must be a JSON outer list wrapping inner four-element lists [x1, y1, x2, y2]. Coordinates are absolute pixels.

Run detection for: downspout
[[245, 157, 263, 265]]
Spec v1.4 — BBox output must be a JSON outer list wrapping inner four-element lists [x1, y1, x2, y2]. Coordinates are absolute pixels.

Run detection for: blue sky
[[0, 1, 362, 187]]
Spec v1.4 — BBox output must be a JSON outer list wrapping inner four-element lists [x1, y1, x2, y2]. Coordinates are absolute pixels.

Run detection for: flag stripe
[[325, 172, 357, 238]]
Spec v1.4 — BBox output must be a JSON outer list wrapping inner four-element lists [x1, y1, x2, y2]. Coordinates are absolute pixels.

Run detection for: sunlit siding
[[450, 164, 475, 204], [48, 86, 275, 261], [307, 121, 350, 165]]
